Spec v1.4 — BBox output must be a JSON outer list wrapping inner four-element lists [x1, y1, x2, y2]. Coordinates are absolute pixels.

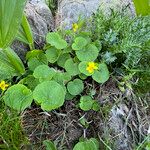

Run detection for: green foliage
[[46, 32, 67, 49], [133, 0, 150, 16], [76, 44, 99, 61], [92, 9, 150, 92], [0, 48, 23, 80], [79, 96, 100, 111], [3, 47, 25, 75], [43, 140, 57, 150], [73, 138, 99, 150], [72, 37, 88, 50], [27, 51, 48, 71], [17, 14, 35, 50], [57, 53, 71, 67], [33, 81, 66, 111], [46, 47, 61, 63], [79, 62, 109, 83], [92, 63, 109, 83], [67, 79, 84, 96], [33, 65, 56, 82], [0, 0, 26, 48], [65, 58, 80, 76], [3, 84, 33, 112], [0, 103, 28, 149]]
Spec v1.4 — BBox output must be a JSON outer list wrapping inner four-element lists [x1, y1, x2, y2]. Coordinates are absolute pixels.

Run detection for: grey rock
[[108, 104, 133, 150], [56, 0, 135, 29], [11, 0, 54, 60], [25, 0, 54, 46]]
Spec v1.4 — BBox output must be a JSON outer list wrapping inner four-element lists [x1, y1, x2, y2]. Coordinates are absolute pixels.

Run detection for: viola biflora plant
[[2, 21, 109, 112]]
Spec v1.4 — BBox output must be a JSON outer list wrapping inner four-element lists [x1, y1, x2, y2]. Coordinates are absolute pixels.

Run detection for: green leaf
[[19, 75, 39, 90], [17, 14, 34, 50], [72, 37, 88, 50], [53, 72, 71, 85], [73, 138, 99, 150], [46, 47, 61, 63], [0, 48, 25, 80], [79, 96, 93, 111], [65, 92, 76, 100], [3, 84, 33, 112], [26, 50, 43, 60], [87, 138, 99, 150], [0, 0, 26, 48], [4, 47, 25, 74], [43, 140, 57, 150], [65, 58, 80, 76], [46, 32, 67, 49], [133, 0, 150, 16], [67, 79, 84, 96], [73, 142, 86, 150], [92, 63, 109, 83], [28, 53, 48, 71], [33, 65, 56, 82], [78, 61, 92, 76], [76, 44, 99, 61], [92, 101, 100, 111], [33, 81, 66, 111], [57, 53, 71, 68]]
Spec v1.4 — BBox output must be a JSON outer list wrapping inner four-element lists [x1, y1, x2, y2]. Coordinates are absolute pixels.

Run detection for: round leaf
[[67, 79, 84, 95], [92, 63, 109, 83], [45, 47, 61, 63], [72, 37, 88, 50], [79, 96, 93, 111], [76, 44, 99, 61], [46, 32, 67, 49], [33, 81, 65, 111], [33, 65, 56, 82], [3, 84, 33, 111], [65, 58, 80, 76]]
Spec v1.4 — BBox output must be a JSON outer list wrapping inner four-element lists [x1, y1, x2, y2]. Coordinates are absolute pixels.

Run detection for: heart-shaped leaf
[[67, 79, 84, 95], [79, 96, 93, 111]]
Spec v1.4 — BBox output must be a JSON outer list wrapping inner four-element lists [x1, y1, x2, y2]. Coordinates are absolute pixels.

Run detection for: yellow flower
[[72, 23, 79, 32], [86, 62, 98, 74], [0, 81, 9, 91]]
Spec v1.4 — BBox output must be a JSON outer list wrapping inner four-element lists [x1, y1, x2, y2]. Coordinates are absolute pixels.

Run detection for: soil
[[21, 78, 150, 150]]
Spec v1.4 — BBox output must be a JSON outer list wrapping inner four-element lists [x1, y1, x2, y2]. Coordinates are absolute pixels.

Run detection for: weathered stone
[[25, 0, 54, 46], [56, 0, 135, 29], [11, 0, 54, 60], [108, 103, 133, 150]]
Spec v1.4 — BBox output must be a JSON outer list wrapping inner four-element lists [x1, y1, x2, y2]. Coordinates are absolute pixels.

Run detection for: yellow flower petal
[[0, 81, 9, 91], [86, 62, 98, 73], [72, 23, 79, 32]]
